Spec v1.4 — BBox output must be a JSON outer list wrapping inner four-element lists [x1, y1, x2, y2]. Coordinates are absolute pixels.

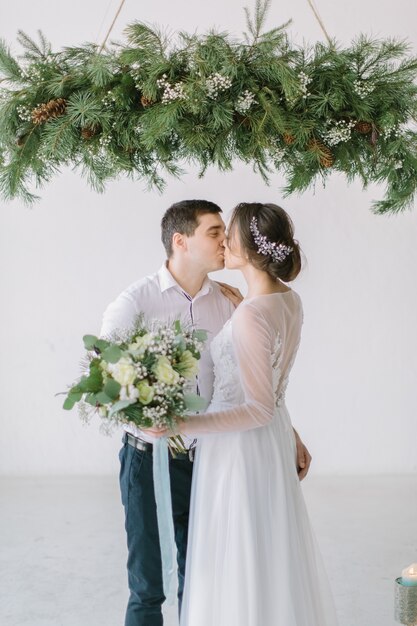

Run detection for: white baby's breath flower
[[128, 384, 140, 400], [353, 79, 375, 98], [298, 71, 312, 99], [235, 90, 257, 113], [119, 385, 139, 401], [156, 75, 187, 104], [16, 105, 32, 122], [324, 119, 355, 146], [205, 73, 232, 99]]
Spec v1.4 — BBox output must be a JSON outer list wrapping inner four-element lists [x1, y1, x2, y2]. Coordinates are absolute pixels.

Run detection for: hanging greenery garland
[[1, 1, 417, 213]]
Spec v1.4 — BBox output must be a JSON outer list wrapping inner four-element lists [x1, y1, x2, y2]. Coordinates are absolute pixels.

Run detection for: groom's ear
[[172, 231, 188, 253]]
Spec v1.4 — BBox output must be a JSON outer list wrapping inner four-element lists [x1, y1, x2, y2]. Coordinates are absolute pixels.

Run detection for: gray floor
[[1, 475, 416, 626]]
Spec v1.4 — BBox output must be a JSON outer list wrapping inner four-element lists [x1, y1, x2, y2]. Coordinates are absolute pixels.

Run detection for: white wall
[[1, 0, 416, 475]]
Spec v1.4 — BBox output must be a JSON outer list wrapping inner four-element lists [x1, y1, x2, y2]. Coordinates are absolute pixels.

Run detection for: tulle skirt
[[180, 402, 338, 626]]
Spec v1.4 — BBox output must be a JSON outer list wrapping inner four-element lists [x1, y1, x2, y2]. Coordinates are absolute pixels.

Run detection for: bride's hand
[[173, 415, 188, 434], [141, 425, 169, 438], [141, 417, 185, 438], [215, 282, 243, 308]]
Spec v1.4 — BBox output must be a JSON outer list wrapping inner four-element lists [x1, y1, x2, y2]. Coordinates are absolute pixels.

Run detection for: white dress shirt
[[100, 262, 235, 445]]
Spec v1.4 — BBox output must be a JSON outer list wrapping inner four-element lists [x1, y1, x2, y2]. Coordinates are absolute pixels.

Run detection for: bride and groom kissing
[[100, 199, 338, 626]]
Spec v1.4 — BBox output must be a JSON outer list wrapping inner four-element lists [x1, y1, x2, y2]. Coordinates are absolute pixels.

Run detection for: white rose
[[153, 356, 180, 385], [137, 380, 155, 405], [129, 333, 153, 355], [177, 350, 199, 379], [109, 357, 136, 386]]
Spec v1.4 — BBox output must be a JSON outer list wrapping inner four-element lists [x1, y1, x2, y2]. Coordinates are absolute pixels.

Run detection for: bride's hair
[[229, 202, 302, 282]]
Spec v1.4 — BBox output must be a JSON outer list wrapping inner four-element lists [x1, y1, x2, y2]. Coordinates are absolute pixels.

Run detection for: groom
[[100, 199, 312, 626]]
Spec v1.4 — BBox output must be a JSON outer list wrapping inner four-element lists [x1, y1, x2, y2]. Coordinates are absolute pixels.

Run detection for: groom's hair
[[161, 200, 222, 257]]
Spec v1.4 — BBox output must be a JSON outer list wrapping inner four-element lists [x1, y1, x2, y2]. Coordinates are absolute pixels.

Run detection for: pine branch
[[0, 40, 23, 83], [244, 0, 272, 44], [123, 22, 167, 56], [60, 44, 99, 65], [65, 91, 105, 127], [17, 30, 51, 62], [86, 53, 117, 87], [0, 159, 39, 203]]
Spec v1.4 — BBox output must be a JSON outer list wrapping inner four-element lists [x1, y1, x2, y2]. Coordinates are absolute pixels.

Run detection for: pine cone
[[32, 98, 67, 125], [15, 130, 27, 148], [140, 95, 153, 107], [354, 121, 372, 135], [81, 125, 99, 140], [307, 138, 334, 168], [283, 132, 295, 145], [234, 112, 251, 127]]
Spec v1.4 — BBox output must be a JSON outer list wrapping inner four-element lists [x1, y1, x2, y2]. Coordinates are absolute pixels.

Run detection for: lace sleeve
[[180, 302, 277, 435]]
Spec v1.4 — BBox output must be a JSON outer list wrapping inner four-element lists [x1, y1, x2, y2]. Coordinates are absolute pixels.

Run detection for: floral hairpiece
[[250, 216, 293, 263]]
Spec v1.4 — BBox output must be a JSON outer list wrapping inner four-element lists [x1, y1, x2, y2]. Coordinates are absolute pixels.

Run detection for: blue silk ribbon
[[153, 437, 177, 604]]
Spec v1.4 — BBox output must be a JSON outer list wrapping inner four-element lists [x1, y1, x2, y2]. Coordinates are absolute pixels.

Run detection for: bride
[[153, 202, 338, 626]]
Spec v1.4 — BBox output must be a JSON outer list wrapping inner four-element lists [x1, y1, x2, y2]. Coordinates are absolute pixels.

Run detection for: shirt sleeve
[[100, 292, 139, 338], [180, 302, 277, 435]]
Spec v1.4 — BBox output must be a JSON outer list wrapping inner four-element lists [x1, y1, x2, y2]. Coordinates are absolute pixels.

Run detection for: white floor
[[1, 475, 416, 626]]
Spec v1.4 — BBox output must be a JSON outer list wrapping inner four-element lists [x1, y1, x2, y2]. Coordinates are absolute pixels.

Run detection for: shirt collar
[[157, 262, 213, 297]]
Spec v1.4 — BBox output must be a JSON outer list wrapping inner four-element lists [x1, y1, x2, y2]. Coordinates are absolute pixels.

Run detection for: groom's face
[[184, 212, 226, 272]]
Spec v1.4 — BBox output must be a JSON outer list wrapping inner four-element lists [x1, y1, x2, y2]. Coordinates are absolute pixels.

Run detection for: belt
[[123, 432, 195, 462], [124, 432, 153, 453]]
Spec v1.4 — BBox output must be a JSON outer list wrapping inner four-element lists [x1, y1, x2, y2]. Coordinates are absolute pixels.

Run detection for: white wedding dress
[[179, 291, 338, 626]]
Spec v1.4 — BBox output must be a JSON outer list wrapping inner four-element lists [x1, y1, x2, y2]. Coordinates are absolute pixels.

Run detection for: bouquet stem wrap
[[153, 438, 177, 604]]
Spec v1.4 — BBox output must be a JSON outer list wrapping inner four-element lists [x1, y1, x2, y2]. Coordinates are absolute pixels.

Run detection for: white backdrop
[[1, 0, 416, 475]]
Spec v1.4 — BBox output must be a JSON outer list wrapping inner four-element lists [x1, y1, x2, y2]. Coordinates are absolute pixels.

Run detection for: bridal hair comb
[[250, 216, 293, 263]]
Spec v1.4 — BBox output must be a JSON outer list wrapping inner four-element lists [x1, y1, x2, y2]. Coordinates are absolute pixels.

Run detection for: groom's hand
[[216, 282, 243, 308], [293, 429, 312, 481]]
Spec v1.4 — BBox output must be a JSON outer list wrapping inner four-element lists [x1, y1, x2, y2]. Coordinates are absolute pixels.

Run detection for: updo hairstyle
[[228, 202, 302, 282]]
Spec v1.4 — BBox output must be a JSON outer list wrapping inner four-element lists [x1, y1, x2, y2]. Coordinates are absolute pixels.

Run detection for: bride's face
[[224, 225, 247, 270]]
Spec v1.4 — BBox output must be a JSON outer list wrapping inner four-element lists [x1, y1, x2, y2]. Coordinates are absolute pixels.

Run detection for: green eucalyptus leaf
[[184, 393, 207, 411], [95, 391, 113, 404], [104, 378, 122, 400], [83, 335, 98, 350], [108, 399, 136, 418], [63, 388, 83, 410], [76, 376, 90, 392], [95, 339, 110, 352], [63, 396, 76, 410], [174, 336, 186, 351], [85, 367, 104, 392], [101, 346, 123, 363], [193, 329, 208, 342], [85, 392, 97, 405]]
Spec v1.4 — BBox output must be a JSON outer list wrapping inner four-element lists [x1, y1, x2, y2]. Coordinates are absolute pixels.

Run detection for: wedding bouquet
[[63, 316, 207, 452]]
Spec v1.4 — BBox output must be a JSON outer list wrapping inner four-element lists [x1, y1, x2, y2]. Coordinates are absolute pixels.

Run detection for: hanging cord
[[305, 0, 332, 45], [96, 0, 331, 52], [94, 0, 115, 47], [98, 0, 127, 53]]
